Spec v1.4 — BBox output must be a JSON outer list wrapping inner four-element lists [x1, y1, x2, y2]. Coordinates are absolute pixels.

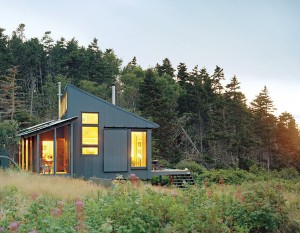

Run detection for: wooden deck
[[151, 168, 191, 176]]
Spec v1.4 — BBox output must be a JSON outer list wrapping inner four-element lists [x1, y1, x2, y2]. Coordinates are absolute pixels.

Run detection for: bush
[[175, 160, 207, 174], [150, 175, 171, 186], [229, 182, 289, 232], [278, 167, 299, 180], [197, 169, 257, 185]]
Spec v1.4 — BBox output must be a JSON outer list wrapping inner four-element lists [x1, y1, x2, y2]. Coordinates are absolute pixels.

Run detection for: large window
[[131, 132, 147, 167], [82, 113, 99, 155]]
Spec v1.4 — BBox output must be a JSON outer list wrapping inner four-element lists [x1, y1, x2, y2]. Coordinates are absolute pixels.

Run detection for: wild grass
[[0, 168, 300, 232], [0, 169, 105, 201]]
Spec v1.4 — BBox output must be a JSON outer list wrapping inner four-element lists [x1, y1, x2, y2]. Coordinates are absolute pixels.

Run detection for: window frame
[[81, 112, 99, 156], [130, 130, 147, 169]]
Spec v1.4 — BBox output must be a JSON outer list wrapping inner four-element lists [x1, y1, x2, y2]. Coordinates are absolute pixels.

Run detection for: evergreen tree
[[251, 86, 277, 169], [177, 62, 189, 86], [211, 65, 224, 94], [0, 67, 24, 120], [156, 58, 175, 77]]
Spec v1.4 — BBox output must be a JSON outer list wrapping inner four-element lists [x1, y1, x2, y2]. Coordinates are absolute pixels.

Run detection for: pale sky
[[1, 0, 300, 123]]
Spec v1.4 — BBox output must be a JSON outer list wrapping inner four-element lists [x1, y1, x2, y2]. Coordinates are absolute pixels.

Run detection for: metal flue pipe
[[112, 84, 116, 105], [58, 82, 61, 120]]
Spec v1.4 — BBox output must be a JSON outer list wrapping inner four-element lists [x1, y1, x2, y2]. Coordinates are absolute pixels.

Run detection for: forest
[[0, 24, 299, 171]]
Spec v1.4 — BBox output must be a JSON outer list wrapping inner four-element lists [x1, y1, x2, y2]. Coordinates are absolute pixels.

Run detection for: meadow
[[0, 167, 300, 233]]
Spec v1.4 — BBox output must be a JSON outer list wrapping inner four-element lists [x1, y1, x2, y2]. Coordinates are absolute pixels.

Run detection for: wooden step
[[169, 174, 195, 188]]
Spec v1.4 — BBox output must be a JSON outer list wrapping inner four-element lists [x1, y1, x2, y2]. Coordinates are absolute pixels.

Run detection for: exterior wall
[[64, 86, 154, 179]]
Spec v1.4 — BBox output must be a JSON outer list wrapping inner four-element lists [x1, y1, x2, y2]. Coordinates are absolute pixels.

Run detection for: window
[[131, 132, 147, 167], [82, 113, 99, 155], [60, 93, 67, 118]]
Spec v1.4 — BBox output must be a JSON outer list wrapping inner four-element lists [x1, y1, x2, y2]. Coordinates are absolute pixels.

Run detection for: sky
[[1, 0, 300, 123]]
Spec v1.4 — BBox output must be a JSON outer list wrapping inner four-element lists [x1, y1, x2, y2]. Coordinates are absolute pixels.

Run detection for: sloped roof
[[18, 117, 78, 137], [65, 84, 159, 128]]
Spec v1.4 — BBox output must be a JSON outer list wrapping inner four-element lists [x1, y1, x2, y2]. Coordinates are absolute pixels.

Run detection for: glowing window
[[42, 141, 54, 162], [82, 113, 98, 124], [131, 132, 147, 167], [60, 93, 67, 118], [82, 127, 98, 145], [82, 113, 99, 155], [82, 147, 98, 155]]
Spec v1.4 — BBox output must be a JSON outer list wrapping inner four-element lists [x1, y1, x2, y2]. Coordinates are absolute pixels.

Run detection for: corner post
[[36, 134, 40, 174], [70, 123, 74, 177], [54, 129, 57, 175]]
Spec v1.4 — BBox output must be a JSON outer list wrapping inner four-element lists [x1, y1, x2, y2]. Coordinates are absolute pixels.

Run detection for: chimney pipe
[[112, 84, 116, 105], [58, 82, 61, 120]]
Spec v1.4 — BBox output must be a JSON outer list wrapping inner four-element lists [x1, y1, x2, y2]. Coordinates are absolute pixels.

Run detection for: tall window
[[131, 132, 147, 167], [82, 113, 99, 155], [60, 93, 67, 118]]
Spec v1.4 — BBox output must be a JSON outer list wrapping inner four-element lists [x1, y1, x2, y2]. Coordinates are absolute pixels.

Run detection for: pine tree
[[251, 86, 277, 169], [211, 66, 224, 94], [0, 67, 23, 120], [177, 62, 189, 86], [156, 58, 175, 77]]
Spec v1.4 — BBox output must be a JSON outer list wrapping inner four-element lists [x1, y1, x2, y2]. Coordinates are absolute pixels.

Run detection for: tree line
[[0, 24, 299, 171]]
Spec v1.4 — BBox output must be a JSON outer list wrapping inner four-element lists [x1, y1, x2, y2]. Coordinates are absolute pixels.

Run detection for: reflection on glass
[[82, 147, 98, 155], [82, 113, 98, 124], [82, 127, 98, 145], [131, 132, 146, 167]]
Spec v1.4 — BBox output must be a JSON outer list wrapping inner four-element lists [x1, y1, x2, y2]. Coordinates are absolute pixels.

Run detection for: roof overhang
[[18, 117, 78, 138]]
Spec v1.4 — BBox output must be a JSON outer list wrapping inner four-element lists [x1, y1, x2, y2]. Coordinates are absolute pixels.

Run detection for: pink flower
[[31, 192, 38, 201], [172, 191, 177, 198], [0, 226, 4, 232], [9, 222, 20, 231], [75, 200, 84, 212], [51, 208, 62, 217]]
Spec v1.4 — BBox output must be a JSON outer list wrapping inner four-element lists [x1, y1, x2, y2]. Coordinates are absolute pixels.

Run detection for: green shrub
[[150, 175, 171, 186], [228, 182, 289, 232], [278, 167, 299, 180], [197, 169, 257, 185], [175, 160, 207, 174]]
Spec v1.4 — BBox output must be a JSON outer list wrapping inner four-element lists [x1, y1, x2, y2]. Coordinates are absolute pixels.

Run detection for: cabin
[[17, 84, 159, 179]]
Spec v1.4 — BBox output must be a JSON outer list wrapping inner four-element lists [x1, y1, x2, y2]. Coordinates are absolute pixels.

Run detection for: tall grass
[[0, 169, 105, 201]]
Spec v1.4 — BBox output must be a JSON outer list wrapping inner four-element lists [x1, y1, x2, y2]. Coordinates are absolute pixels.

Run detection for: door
[[104, 129, 128, 172]]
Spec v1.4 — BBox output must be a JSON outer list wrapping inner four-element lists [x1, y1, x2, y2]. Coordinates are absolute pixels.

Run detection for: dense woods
[[0, 24, 300, 171]]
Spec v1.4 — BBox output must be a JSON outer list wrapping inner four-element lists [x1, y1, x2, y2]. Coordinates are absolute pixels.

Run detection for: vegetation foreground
[[0, 169, 300, 232]]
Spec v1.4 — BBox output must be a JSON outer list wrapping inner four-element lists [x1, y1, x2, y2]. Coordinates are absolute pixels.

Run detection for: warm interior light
[[82, 147, 98, 155], [131, 132, 146, 167], [42, 141, 53, 161], [82, 113, 98, 124], [82, 127, 98, 145]]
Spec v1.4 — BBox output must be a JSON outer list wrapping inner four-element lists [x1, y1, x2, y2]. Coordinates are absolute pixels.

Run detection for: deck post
[[36, 134, 40, 174], [70, 123, 74, 177], [54, 128, 57, 175]]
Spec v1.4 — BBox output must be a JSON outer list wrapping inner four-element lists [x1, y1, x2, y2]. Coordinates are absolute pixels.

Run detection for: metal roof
[[66, 84, 159, 128], [18, 117, 78, 137]]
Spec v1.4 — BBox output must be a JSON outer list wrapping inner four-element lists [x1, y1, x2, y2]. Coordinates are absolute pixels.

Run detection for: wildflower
[[129, 174, 140, 187], [58, 201, 64, 213], [75, 200, 84, 212], [9, 222, 20, 232], [0, 226, 4, 232], [234, 188, 245, 203], [172, 191, 177, 198], [51, 208, 62, 217], [31, 192, 38, 201], [219, 177, 225, 185], [28, 230, 38, 233], [207, 190, 212, 198]]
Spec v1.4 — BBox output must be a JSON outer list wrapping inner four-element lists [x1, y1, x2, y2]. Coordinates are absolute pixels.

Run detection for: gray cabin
[[18, 84, 159, 179]]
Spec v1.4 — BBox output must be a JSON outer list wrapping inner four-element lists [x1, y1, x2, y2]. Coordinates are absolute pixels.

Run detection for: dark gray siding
[[104, 129, 127, 172], [64, 85, 155, 179]]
